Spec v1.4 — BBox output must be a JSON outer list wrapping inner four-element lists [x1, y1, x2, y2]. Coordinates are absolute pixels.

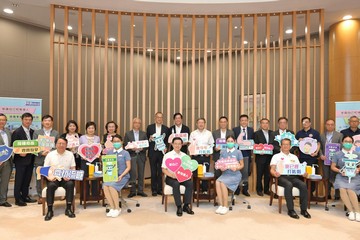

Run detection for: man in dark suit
[[254, 118, 273, 196], [212, 116, 234, 178], [124, 117, 148, 198], [319, 119, 343, 200], [269, 117, 295, 155], [146, 112, 169, 196], [168, 113, 190, 153], [233, 114, 254, 196], [0, 113, 13, 207], [340, 115, 360, 137], [11, 112, 37, 206]]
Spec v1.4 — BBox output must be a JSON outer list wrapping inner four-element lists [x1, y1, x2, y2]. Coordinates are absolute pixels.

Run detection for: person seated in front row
[[215, 135, 244, 215], [331, 135, 360, 222], [162, 137, 194, 217], [43, 137, 76, 221], [103, 134, 131, 218], [270, 138, 311, 219]]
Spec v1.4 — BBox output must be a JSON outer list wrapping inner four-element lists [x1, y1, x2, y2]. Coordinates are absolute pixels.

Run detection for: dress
[[332, 150, 360, 194], [217, 149, 243, 192], [103, 148, 131, 192]]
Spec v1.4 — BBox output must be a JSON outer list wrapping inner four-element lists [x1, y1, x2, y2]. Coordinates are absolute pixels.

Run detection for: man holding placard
[[11, 112, 37, 206], [0, 113, 12, 207], [168, 113, 190, 153], [269, 117, 295, 155], [270, 138, 311, 219], [33, 115, 59, 204]]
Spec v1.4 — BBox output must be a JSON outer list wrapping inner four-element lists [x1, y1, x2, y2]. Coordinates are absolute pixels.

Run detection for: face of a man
[[172, 139, 183, 152], [260, 120, 269, 130], [174, 115, 182, 126], [325, 120, 335, 132], [197, 119, 206, 131], [155, 113, 163, 125], [239, 117, 248, 128], [281, 140, 291, 152], [22, 117, 33, 129], [349, 117, 359, 129], [42, 117, 53, 129], [0, 116, 6, 129], [278, 119, 288, 130], [302, 119, 311, 130], [56, 139, 67, 153], [133, 119, 141, 130], [219, 118, 228, 130]]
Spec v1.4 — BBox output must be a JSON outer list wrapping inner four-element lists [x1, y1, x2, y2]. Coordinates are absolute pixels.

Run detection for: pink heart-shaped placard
[[78, 143, 102, 163], [165, 157, 181, 172], [175, 166, 192, 183]]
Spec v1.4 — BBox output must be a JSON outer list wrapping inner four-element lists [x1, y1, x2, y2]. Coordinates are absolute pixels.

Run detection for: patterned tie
[[242, 128, 246, 140]]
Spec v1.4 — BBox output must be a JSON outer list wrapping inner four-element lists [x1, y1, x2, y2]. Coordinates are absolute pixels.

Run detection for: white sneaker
[[220, 207, 229, 215], [111, 209, 121, 218], [348, 212, 355, 221], [106, 209, 114, 217], [215, 206, 224, 214], [355, 212, 360, 222]]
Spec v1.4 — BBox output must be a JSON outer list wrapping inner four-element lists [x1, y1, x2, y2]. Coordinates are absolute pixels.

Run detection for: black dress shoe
[[0, 202, 12, 207], [300, 210, 311, 219], [44, 211, 54, 221], [137, 192, 148, 197], [23, 196, 36, 203], [327, 195, 332, 200], [257, 191, 264, 196], [15, 200, 27, 206], [288, 210, 299, 219], [234, 186, 240, 195], [183, 205, 194, 215], [264, 191, 271, 196], [274, 194, 279, 199], [334, 196, 340, 201], [242, 190, 250, 197], [127, 192, 136, 198], [176, 206, 183, 217], [157, 191, 163, 195], [65, 209, 76, 218], [152, 192, 157, 197]]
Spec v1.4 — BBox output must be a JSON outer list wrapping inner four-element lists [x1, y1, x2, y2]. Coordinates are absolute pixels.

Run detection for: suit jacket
[[0, 128, 13, 164], [319, 131, 343, 157], [33, 129, 59, 166], [123, 130, 148, 157], [233, 126, 254, 157], [11, 126, 34, 166], [168, 124, 191, 153], [146, 124, 169, 158], [212, 128, 235, 161], [269, 129, 295, 155], [254, 129, 273, 161]]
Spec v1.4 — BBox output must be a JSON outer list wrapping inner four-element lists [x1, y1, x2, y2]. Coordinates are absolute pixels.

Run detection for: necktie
[[242, 128, 246, 140], [26, 131, 31, 140]]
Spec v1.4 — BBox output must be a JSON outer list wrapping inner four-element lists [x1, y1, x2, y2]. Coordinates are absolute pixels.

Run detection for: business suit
[[11, 126, 35, 203], [146, 124, 169, 194], [0, 128, 12, 204], [33, 128, 59, 197], [254, 129, 273, 194], [212, 129, 234, 178], [168, 124, 191, 153], [123, 130, 148, 194], [269, 129, 295, 155]]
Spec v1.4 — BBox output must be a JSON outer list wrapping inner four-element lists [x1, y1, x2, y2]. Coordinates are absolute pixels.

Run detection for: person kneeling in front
[[270, 138, 311, 219], [162, 137, 194, 217], [44, 137, 76, 221]]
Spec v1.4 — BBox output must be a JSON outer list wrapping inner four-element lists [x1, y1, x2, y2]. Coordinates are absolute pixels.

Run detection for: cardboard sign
[[188, 141, 214, 155], [253, 144, 274, 155], [276, 162, 307, 175], [215, 138, 228, 150], [13, 140, 40, 154], [325, 143, 341, 166], [0, 145, 13, 163], [102, 154, 118, 183], [299, 137, 317, 155], [215, 157, 239, 170], [168, 133, 189, 143], [78, 143, 102, 163], [274, 132, 299, 147], [36, 166, 84, 181], [180, 155, 198, 171], [151, 133, 166, 153], [352, 134, 360, 152], [66, 135, 80, 148], [125, 140, 149, 150], [236, 138, 254, 150], [164, 155, 198, 182], [37, 135, 55, 152]]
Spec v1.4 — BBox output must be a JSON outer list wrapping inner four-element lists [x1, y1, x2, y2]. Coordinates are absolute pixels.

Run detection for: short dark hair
[[0, 113, 7, 120], [278, 117, 288, 123], [342, 135, 354, 143], [325, 119, 335, 124], [173, 113, 183, 119], [21, 112, 33, 120], [197, 118, 206, 123], [260, 118, 270, 123], [301, 117, 311, 123], [281, 138, 291, 145], [112, 134, 123, 141], [55, 137, 68, 145], [42, 114, 53, 121], [304, 142, 312, 147], [172, 137, 183, 144], [219, 116, 228, 121], [85, 121, 97, 131], [65, 120, 79, 133], [226, 135, 236, 141], [105, 121, 118, 133], [349, 116, 359, 121], [239, 114, 249, 120]]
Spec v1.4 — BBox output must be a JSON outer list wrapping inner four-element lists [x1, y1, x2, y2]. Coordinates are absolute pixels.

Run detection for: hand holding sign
[[78, 143, 102, 163], [164, 155, 198, 182]]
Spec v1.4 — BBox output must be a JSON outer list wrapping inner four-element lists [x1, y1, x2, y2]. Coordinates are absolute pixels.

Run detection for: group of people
[[0, 112, 359, 221]]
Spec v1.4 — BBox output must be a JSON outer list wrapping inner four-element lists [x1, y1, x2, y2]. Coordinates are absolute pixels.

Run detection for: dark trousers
[[322, 164, 340, 198], [192, 155, 210, 191], [14, 162, 33, 201], [255, 156, 271, 192], [0, 160, 12, 203], [278, 176, 308, 211], [81, 159, 100, 197], [149, 152, 163, 193], [129, 153, 146, 193], [46, 179, 74, 206], [165, 177, 193, 207]]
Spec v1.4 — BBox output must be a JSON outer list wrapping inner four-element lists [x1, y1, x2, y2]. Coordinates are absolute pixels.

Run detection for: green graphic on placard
[[102, 155, 118, 182], [13, 140, 40, 154]]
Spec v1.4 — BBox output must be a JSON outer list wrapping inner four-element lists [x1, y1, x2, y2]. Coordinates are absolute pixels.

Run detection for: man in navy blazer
[[168, 113, 190, 153], [11, 112, 37, 206], [146, 112, 169, 196], [233, 114, 254, 196]]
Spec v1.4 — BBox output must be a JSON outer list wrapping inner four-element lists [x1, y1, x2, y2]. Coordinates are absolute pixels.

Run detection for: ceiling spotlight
[[108, 37, 116, 42], [207, 49, 212, 53], [285, 29, 293, 34], [243, 40, 248, 45], [147, 48, 154, 52], [176, 56, 181, 60], [234, 26, 238, 29], [342, 15, 352, 20], [133, 24, 136, 27], [3, 8, 13, 14], [67, 26, 73, 30]]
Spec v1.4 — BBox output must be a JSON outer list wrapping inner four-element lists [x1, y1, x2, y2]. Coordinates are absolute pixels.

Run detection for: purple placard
[[215, 138, 227, 150], [325, 143, 341, 166]]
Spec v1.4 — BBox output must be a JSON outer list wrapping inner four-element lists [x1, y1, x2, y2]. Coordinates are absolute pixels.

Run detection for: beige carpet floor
[[0, 189, 358, 240]]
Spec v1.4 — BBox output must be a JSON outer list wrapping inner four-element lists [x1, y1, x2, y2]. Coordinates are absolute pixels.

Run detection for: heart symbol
[[78, 143, 102, 163], [263, 144, 274, 151], [181, 155, 198, 171], [175, 166, 192, 183], [165, 158, 181, 172], [254, 144, 264, 150]]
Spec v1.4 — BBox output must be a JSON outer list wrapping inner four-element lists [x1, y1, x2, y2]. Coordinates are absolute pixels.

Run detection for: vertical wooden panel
[[204, 16, 208, 121], [215, 16, 220, 122], [285, 40, 289, 118], [299, 39, 303, 120], [56, 37, 60, 131], [313, 38, 317, 124], [77, 8, 82, 125], [167, 16, 171, 123], [253, 15, 258, 130], [305, 10, 311, 117], [240, 15, 245, 115], [266, 14, 271, 120], [117, 13, 121, 128], [104, 11, 109, 124], [291, 11, 297, 129], [319, 9, 325, 131], [90, 9, 96, 121], [63, 7, 69, 127], [228, 15, 233, 126], [142, 14, 147, 123], [155, 15, 159, 114], [98, 38, 102, 136], [130, 13, 135, 122], [49, 5, 55, 116], [191, 16, 196, 130], [278, 13, 284, 118], [71, 36, 74, 120], [179, 15, 184, 116]]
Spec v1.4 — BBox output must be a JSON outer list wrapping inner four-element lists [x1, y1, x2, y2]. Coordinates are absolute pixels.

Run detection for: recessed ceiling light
[[147, 48, 154, 52], [176, 56, 181, 60], [343, 15, 352, 20], [133, 24, 136, 27], [108, 37, 116, 42], [285, 29, 293, 34], [3, 8, 13, 14], [207, 49, 212, 53], [67, 26, 73, 30], [234, 26, 238, 29], [243, 40, 248, 45]]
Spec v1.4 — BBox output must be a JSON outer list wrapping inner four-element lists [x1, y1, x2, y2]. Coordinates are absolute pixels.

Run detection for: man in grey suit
[[124, 118, 148, 198], [33, 115, 59, 204], [0, 114, 13, 207], [212, 116, 234, 178], [319, 119, 343, 200]]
